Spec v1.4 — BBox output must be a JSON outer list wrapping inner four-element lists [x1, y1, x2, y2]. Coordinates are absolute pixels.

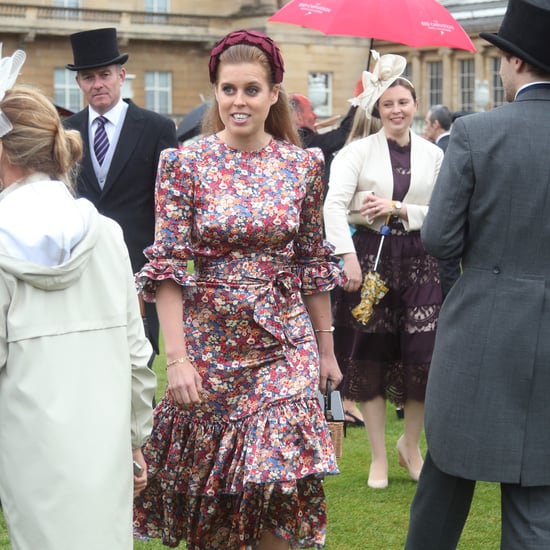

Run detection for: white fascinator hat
[[0, 44, 27, 137], [349, 51, 410, 119]]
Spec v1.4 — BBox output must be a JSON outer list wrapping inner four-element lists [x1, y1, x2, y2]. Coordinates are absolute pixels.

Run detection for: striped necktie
[[93, 116, 109, 165]]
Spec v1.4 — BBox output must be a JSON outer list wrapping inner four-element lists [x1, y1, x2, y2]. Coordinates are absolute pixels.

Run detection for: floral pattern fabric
[[134, 135, 342, 549]]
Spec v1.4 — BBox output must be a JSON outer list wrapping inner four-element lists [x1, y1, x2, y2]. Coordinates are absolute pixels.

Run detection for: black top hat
[[66, 27, 128, 71], [480, 0, 550, 73]]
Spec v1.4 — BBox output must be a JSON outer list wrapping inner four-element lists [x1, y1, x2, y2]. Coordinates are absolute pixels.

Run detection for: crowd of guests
[[1, 0, 550, 548]]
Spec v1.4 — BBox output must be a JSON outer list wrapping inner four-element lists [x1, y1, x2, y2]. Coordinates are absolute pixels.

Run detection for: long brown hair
[[202, 44, 300, 146]]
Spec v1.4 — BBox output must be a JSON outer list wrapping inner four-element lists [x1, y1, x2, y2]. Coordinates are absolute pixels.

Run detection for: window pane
[[459, 59, 475, 111], [54, 68, 82, 113], [492, 57, 505, 107], [308, 72, 332, 117], [53, 0, 79, 18], [144, 0, 168, 20], [158, 72, 169, 87], [427, 61, 442, 106], [145, 71, 172, 114]]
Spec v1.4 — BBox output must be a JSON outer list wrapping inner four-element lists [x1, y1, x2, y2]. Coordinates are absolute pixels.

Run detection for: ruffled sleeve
[[136, 148, 196, 302], [293, 148, 343, 294]]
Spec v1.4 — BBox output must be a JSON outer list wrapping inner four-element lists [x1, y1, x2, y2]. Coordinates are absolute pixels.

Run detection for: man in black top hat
[[63, 27, 178, 361], [405, 1, 550, 548]]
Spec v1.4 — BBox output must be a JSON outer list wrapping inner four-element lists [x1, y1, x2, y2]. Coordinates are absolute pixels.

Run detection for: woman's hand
[[166, 358, 204, 406], [341, 253, 363, 292], [319, 352, 343, 393], [361, 192, 393, 221], [133, 448, 147, 498]]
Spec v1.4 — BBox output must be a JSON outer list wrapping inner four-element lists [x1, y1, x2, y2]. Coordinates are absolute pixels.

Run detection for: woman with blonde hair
[[0, 63, 155, 549]]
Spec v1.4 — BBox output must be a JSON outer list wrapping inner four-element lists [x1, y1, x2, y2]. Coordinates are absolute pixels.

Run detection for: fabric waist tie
[[196, 256, 303, 346]]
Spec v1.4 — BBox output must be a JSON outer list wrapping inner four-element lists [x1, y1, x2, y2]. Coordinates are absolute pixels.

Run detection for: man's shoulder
[[298, 126, 315, 142], [63, 109, 87, 128], [453, 104, 514, 134]]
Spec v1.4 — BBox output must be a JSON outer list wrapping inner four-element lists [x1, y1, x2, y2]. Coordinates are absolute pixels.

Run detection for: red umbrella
[[269, 0, 476, 55]]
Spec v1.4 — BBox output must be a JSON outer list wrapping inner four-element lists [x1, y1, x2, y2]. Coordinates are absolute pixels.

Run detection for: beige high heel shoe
[[367, 461, 388, 489], [396, 435, 423, 482]]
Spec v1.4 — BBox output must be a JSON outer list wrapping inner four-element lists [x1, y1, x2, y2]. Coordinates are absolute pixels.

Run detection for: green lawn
[[0, 352, 501, 549]]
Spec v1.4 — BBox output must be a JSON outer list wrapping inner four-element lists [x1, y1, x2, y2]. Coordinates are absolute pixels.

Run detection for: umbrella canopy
[[176, 100, 212, 142], [269, 0, 476, 55]]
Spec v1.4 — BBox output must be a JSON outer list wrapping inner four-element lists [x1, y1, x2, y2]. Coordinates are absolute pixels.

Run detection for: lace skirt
[[332, 224, 442, 405]]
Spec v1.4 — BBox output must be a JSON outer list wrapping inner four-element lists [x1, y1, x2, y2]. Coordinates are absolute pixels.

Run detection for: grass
[[323, 423, 500, 550], [0, 350, 501, 549]]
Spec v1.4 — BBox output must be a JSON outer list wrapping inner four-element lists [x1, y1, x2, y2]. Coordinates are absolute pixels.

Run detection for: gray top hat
[[480, 0, 550, 73], [66, 27, 128, 71]]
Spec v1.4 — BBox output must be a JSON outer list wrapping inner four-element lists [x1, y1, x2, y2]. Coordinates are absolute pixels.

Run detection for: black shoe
[[344, 410, 365, 427]]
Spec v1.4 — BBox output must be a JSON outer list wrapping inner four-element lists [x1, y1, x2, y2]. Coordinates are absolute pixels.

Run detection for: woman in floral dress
[[133, 30, 343, 550]]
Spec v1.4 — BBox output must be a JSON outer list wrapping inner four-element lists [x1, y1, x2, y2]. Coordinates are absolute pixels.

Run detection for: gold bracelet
[[314, 327, 334, 333], [166, 356, 188, 369]]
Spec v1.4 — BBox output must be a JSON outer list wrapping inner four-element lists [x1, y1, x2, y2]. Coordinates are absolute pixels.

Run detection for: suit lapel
[[71, 110, 103, 194]]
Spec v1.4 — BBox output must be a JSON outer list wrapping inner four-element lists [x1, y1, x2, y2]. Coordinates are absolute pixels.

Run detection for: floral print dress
[[133, 134, 342, 549]]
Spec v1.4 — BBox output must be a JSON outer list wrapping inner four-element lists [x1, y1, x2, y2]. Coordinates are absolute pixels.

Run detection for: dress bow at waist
[[196, 257, 305, 346]]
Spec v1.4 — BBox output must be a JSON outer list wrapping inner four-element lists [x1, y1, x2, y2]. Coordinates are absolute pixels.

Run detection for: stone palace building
[[0, 0, 506, 131]]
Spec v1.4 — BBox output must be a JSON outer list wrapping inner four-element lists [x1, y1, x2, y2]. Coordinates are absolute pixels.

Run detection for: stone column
[[439, 47, 453, 110]]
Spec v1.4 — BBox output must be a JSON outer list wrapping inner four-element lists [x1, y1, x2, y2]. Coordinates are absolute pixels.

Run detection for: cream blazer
[[323, 129, 443, 255]]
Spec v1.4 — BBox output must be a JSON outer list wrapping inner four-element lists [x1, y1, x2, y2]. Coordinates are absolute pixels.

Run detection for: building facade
[[0, 0, 506, 130]]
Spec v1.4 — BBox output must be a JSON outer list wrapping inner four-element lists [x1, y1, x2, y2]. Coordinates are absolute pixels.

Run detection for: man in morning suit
[[64, 27, 178, 360], [405, 1, 550, 548]]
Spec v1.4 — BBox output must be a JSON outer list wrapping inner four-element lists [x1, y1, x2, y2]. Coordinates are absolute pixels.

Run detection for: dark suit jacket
[[64, 100, 178, 352], [64, 100, 177, 273], [435, 132, 450, 152], [421, 84, 550, 485], [298, 105, 356, 189]]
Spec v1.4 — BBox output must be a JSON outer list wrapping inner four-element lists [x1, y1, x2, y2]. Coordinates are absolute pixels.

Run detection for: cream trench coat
[[324, 128, 443, 255], [0, 178, 156, 550]]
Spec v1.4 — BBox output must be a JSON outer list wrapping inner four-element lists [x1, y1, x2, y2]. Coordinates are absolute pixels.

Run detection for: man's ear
[[514, 56, 530, 74]]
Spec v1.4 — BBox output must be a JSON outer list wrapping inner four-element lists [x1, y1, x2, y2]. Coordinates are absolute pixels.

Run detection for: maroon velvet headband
[[208, 29, 285, 84]]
